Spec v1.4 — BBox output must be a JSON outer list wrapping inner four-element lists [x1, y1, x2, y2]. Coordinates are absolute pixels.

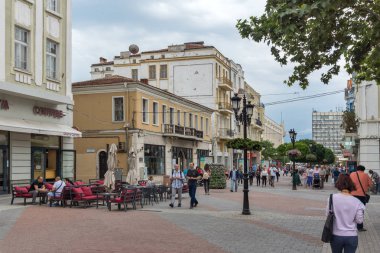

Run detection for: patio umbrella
[[127, 147, 138, 185], [103, 143, 117, 190]]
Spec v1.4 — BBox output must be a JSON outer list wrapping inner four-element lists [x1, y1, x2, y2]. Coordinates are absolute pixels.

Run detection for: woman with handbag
[[349, 165, 373, 231], [326, 174, 365, 253]]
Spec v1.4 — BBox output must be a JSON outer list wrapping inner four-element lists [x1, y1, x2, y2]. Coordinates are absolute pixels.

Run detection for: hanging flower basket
[[287, 149, 301, 158]]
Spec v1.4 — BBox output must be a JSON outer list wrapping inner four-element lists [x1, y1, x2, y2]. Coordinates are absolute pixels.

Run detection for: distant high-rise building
[[312, 111, 344, 155]]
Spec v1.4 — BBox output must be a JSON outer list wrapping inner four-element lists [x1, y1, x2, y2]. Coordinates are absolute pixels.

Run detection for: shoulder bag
[[356, 172, 370, 203], [321, 194, 334, 243]]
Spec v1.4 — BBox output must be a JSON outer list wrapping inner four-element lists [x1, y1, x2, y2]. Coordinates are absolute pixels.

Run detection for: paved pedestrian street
[[0, 177, 379, 253]]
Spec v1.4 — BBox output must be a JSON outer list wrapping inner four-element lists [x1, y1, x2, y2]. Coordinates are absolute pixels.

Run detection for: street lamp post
[[289, 128, 297, 190], [231, 93, 254, 215]]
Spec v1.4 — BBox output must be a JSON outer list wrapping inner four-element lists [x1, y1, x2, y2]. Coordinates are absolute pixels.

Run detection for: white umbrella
[[127, 147, 138, 185], [103, 143, 117, 190]]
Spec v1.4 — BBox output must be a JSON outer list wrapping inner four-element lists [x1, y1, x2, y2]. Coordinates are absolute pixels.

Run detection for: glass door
[[0, 146, 9, 193], [31, 148, 45, 180]]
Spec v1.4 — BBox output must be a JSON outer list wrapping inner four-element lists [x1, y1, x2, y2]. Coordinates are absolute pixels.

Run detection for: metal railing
[[163, 124, 204, 139], [218, 102, 232, 111], [218, 128, 234, 138]]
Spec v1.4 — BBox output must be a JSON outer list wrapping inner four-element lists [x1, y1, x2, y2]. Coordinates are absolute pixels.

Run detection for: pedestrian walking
[[261, 167, 268, 187], [203, 164, 211, 195], [249, 169, 254, 186], [256, 166, 261, 186], [269, 165, 277, 187], [333, 167, 340, 185], [186, 162, 201, 209], [276, 166, 280, 182], [326, 174, 365, 253], [302, 170, 307, 188], [320, 166, 326, 189], [368, 169, 379, 194], [169, 164, 184, 208], [325, 166, 331, 182], [307, 167, 314, 188], [229, 167, 238, 192], [349, 165, 372, 231], [238, 166, 243, 185]]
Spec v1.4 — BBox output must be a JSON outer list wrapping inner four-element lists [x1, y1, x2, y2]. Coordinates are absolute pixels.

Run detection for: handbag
[[356, 172, 370, 203], [321, 194, 334, 243]]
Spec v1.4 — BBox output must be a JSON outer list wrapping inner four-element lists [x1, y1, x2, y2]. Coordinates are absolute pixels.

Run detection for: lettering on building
[[33, 106, 64, 118], [0, 99, 9, 110]]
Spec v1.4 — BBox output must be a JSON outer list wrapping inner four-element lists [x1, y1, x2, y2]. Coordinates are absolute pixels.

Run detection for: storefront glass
[[172, 147, 193, 170], [144, 144, 165, 175], [31, 134, 60, 181], [0, 131, 9, 193]]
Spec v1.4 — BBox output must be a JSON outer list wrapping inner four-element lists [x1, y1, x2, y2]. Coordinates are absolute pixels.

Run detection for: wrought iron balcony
[[162, 124, 204, 140], [217, 77, 233, 91], [218, 128, 234, 140], [218, 102, 233, 114]]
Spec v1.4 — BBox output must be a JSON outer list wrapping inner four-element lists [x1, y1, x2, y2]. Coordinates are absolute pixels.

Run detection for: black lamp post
[[289, 128, 297, 190], [231, 93, 254, 215]]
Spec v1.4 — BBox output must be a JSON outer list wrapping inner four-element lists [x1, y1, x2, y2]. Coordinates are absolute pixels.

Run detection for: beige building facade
[[0, 0, 80, 193], [73, 76, 213, 183], [263, 116, 285, 148]]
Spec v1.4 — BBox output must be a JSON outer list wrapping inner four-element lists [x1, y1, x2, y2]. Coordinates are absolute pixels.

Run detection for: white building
[[312, 111, 344, 155], [89, 41, 247, 169], [263, 116, 285, 148], [355, 81, 380, 173], [0, 0, 80, 193]]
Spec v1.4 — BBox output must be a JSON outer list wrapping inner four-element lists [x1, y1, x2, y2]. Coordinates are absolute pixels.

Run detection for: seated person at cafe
[[146, 176, 155, 187], [47, 176, 66, 205], [29, 176, 48, 204]]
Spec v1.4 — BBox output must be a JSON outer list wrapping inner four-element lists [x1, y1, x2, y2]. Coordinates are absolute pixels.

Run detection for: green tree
[[236, 0, 380, 88], [324, 148, 336, 164], [260, 140, 277, 160]]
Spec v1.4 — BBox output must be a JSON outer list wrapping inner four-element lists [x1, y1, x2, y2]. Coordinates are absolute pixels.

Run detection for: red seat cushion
[[72, 187, 84, 199], [111, 197, 123, 203], [22, 193, 33, 198], [96, 180, 104, 185], [81, 187, 93, 196], [81, 195, 98, 201], [74, 181, 85, 186], [15, 186, 28, 194], [65, 182, 72, 186], [25, 185, 31, 191], [44, 183, 53, 190]]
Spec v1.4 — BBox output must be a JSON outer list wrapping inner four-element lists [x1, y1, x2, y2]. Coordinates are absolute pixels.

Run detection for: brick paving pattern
[[0, 176, 379, 253]]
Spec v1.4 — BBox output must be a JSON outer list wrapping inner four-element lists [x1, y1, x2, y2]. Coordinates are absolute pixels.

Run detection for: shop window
[[144, 144, 165, 175]]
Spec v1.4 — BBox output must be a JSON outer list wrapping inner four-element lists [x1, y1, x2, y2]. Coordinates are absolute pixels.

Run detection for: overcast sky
[[72, 0, 349, 141]]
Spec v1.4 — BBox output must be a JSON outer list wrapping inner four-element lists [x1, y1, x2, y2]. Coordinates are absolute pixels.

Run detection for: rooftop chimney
[[99, 57, 107, 63]]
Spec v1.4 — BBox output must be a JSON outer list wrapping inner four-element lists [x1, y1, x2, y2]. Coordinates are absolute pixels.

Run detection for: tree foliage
[[236, 0, 380, 88], [342, 110, 357, 133], [226, 138, 262, 151]]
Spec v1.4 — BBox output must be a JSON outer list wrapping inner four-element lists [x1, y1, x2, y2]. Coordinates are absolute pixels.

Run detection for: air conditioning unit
[[118, 142, 126, 152]]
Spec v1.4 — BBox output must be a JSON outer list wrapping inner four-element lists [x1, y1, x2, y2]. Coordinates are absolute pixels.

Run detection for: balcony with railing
[[217, 77, 233, 91], [218, 128, 234, 140], [162, 124, 204, 140], [218, 101, 233, 114]]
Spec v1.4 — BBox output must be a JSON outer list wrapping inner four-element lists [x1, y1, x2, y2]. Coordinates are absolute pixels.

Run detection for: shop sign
[[33, 106, 64, 118], [0, 99, 9, 110]]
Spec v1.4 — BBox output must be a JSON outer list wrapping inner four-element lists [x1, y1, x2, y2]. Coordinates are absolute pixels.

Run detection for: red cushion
[[22, 193, 33, 198], [44, 183, 53, 190], [72, 187, 83, 196], [15, 186, 28, 193], [81, 186, 93, 196], [96, 180, 104, 185], [81, 195, 98, 201], [25, 185, 31, 191], [65, 182, 72, 186], [111, 197, 123, 203], [74, 181, 85, 186]]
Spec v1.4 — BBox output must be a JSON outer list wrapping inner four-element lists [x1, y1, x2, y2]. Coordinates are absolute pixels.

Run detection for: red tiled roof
[[72, 75, 134, 87]]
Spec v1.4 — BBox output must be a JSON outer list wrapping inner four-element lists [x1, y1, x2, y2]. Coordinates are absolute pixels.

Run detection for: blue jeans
[[330, 235, 358, 253], [230, 179, 238, 192], [188, 183, 198, 207]]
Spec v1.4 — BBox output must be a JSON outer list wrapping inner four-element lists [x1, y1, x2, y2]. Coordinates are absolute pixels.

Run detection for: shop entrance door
[[178, 151, 186, 171], [31, 148, 59, 181], [0, 146, 9, 193], [99, 151, 108, 179]]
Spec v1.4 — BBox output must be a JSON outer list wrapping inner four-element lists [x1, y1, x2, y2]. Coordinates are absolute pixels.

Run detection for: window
[[162, 105, 167, 124], [47, 0, 59, 12], [144, 144, 165, 175], [206, 118, 209, 135], [106, 67, 111, 71], [112, 97, 124, 122], [131, 69, 138, 80], [200, 117, 204, 131], [94, 68, 99, 72], [160, 64, 167, 79], [189, 113, 193, 128], [215, 64, 218, 77], [142, 98, 149, 123], [14, 27, 29, 70], [194, 115, 198, 130], [170, 107, 174, 125], [177, 110, 181, 125], [184, 112, 187, 127], [46, 40, 58, 79], [132, 59, 137, 64], [153, 102, 158, 125], [149, 65, 156, 79]]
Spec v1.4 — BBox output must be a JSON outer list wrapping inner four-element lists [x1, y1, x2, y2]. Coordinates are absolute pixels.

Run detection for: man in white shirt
[[169, 164, 185, 208], [47, 176, 66, 206], [269, 166, 277, 187]]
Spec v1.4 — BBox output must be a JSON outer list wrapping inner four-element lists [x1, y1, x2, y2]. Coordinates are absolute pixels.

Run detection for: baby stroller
[[312, 174, 321, 189]]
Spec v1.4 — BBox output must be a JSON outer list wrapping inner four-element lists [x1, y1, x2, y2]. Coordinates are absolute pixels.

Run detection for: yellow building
[[72, 76, 213, 183]]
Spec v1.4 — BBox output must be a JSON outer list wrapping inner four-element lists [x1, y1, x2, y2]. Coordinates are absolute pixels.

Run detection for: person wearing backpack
[[169, 164, 185, 208]]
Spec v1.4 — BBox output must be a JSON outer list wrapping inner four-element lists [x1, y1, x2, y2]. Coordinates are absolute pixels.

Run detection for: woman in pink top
[[326, 174, 365, 253]]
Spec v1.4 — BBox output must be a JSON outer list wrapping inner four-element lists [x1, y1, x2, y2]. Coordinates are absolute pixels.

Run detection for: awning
[[0, 117, 81, 137]]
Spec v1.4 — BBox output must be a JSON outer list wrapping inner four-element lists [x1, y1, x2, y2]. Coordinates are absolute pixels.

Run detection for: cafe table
[[97, 192, 119, 210]]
